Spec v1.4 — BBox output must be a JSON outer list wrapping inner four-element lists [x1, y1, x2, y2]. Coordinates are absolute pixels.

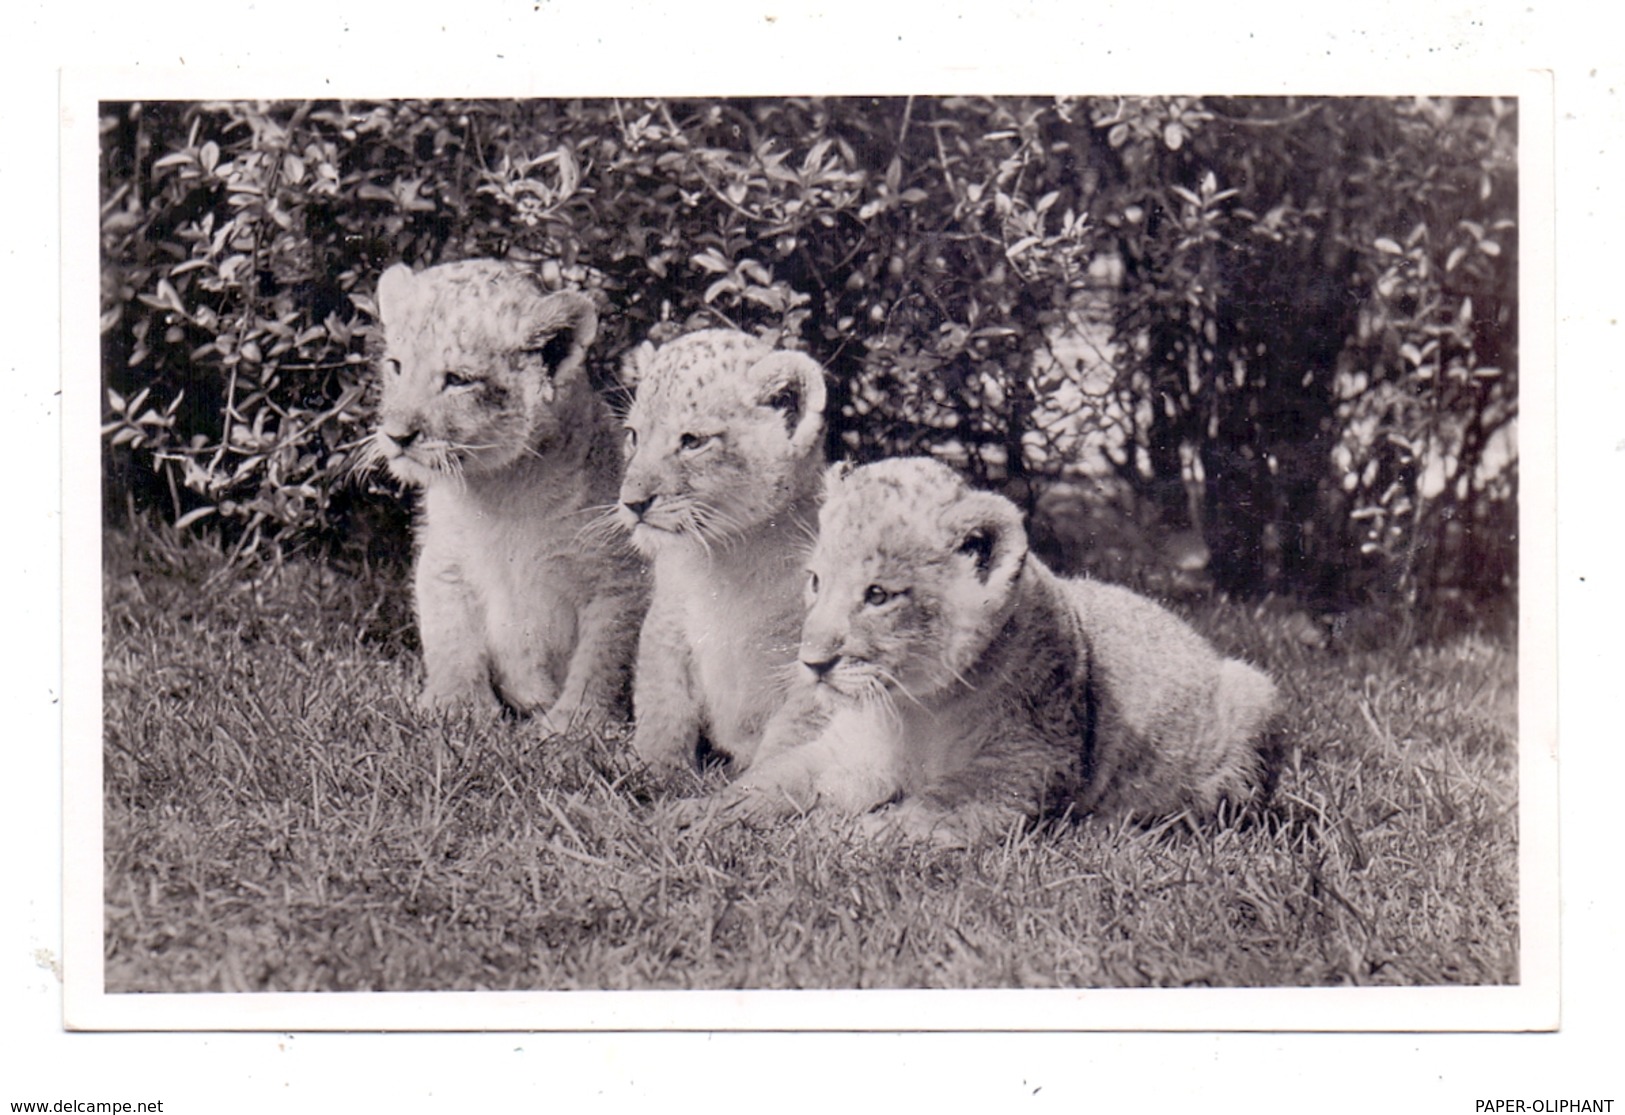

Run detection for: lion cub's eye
[[442, 371, 475, 390], [863, 584, 893, 607], [678, 432, 714, 453], [384, 358, 403, 379], [807, 570, 821, 594], [623, 427, 639, 454]]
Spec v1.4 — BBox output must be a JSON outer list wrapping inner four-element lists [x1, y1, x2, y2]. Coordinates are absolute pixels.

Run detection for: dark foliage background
[[100, 95, 1517, 621]]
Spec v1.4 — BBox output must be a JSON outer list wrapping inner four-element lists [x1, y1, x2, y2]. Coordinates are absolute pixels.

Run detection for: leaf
[[1478, 239, 1502, 257], [1108, 123, 1130, 148], [155, 278, 183, 311], [1445, 245, 1467, 272], [1163, 122, 1185, 151], [175, 506, 217, 531], [1373, 237, 1404, 255], [800, 138, 832, 176], [691, 248, 731, 275], [199, 142, 220, 173], [1006, 236, 1041, 260]]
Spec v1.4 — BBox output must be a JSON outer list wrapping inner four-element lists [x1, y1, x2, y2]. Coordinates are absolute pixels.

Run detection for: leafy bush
[[100, 96, 1517, 614]]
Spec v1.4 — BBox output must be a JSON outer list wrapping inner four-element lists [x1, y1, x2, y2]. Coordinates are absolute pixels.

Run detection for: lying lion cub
[[706, 457, 1281, 844]]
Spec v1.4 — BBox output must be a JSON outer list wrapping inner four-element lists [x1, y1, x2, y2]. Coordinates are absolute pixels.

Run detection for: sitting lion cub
[[370, 260, 644, 724], [715, 457, 1281, 844], [616, 329, 827, 773]]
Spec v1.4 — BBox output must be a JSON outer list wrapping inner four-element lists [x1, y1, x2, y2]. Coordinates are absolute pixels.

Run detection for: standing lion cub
[[370, 260, 644, 724], [616, 329, 827, 773], [713, 457, 1281, 844]]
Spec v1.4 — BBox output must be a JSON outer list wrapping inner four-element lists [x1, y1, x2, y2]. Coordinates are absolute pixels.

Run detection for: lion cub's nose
[[802, 654, 840, 680], [622, 495, 656, 519], [383, 425, 421, 451]]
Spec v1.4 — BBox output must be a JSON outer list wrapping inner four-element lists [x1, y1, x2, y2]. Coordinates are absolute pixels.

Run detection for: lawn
[[101, 524, 1519, 993]]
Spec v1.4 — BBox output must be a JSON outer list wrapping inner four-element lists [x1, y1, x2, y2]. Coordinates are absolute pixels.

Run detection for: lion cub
[[616, 329, 827, 773], [719, 457, 1281, 844], [370, 260, 644, 724]]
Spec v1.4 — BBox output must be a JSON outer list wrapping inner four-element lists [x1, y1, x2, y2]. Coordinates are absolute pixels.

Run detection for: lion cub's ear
[[821, 459, 856, 499], [945, 491, 1028, 591], [619, 340, 657, 391], [747, 351, 827, 452], [524, 291, 598, 384], [376, 263, 417, 329]]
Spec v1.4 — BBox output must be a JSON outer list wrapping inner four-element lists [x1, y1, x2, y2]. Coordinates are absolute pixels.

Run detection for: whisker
[[791, 516, 821, 548], [767, 660, 807, 689], [562, 501, 624, 522], [574, 506, 637, 553], [943, 661, 977, 693], [692, 499, 756, 552], [859, 674, 903, 728], [874, 666, 929, 711], [346, 438, 385, 483], [690, 512, 715, 561], [450, 438, 507, 453]]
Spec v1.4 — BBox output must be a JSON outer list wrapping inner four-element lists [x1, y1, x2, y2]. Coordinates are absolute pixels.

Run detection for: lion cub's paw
[[534, 700, 609, 738], [416, 685, 503, 723], [664, 786, 810, 833], [631, 733, 701, 775], [855, 802, 975, 850]]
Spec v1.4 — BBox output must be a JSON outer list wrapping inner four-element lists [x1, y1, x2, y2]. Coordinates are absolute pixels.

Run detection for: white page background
[[7, 2, 1618, 1108]]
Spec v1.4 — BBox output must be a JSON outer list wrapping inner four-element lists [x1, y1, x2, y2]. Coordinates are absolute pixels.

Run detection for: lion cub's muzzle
[[620, 494, 656, 521], [378, 423, 420, 456], [800, 651, 840, 681]]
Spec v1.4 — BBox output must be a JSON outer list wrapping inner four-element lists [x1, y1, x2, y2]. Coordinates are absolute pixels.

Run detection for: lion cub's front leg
[[414, 554, 503, 715], [544, 585, 644, 730], [865, 733, 1065, 846], [705, 705, 901, 824], [629, 594, 705, 771]]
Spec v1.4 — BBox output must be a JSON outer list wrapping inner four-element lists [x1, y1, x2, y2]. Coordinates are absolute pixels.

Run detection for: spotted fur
[[370, 260, 644, 724], [616, 329, 827, 772], [718, 457, 1281, 844]]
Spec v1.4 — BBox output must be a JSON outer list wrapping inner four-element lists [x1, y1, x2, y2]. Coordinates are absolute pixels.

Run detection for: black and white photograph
[[70, 87, 1554, 1029], [15, 0, 1625, 1107]]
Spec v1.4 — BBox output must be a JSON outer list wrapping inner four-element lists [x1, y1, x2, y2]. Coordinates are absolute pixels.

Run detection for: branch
[[1207, 102, 1325, 129]]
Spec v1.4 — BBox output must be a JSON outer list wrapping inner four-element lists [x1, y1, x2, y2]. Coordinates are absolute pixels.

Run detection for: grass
[[101, 522, 1519, 993]]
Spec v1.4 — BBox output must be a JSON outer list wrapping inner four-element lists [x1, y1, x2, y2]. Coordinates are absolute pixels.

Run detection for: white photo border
[[61, 67, 1559, 1033]]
